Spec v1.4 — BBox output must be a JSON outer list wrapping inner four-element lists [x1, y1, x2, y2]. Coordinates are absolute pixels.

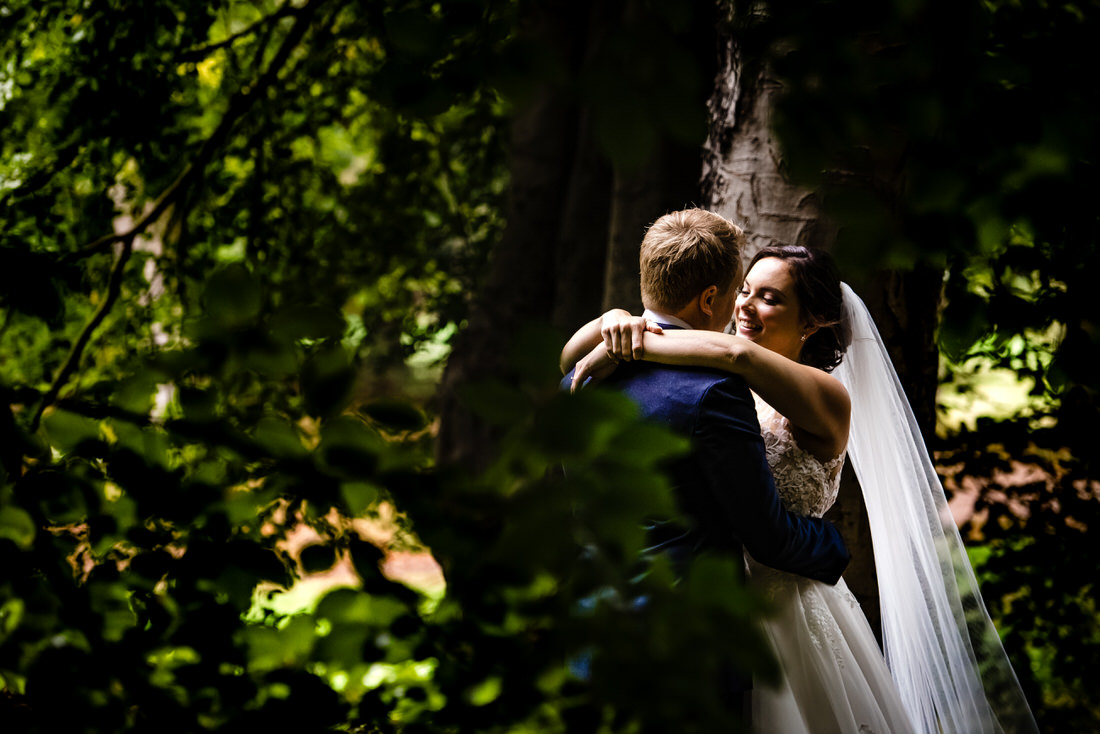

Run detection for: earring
[[800, 334, 807, 343]]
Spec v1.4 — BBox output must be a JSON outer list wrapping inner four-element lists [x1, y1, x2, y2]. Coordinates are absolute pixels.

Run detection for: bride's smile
[[735, 257, 812, 361]]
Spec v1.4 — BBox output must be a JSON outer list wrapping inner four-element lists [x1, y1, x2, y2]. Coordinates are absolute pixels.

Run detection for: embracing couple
[[559, 209, 1038, 734]]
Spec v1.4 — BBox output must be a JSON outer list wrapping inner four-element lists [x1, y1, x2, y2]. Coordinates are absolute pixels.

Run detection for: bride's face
[[734, 257, 811, 360]]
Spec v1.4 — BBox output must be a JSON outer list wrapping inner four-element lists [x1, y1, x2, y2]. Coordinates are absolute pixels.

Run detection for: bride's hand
[[600, 310, 662, 361], [571, 342, 620, 392]]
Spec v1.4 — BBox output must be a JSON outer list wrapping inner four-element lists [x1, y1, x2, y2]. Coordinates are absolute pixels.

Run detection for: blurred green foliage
[[0, 1, 773, 731], [1, 305, 774, 732]]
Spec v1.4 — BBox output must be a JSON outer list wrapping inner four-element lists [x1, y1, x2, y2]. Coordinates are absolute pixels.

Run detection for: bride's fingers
[[571, 358, 588, 392], [572, 360, 596, 391], [606, 327, 625, 360], [572, 343, 620, 391]]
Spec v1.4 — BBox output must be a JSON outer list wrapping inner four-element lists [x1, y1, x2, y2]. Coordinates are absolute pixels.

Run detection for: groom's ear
[[698, 284, 719, 316]]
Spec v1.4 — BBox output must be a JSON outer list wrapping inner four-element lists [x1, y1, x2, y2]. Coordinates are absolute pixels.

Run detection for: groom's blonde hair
[[639, 209, 745, 312]]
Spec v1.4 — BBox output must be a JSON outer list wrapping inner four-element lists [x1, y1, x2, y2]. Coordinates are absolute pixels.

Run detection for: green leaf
[[242, 615, 316, 673], [318, 416, 384, 476], [340, 480, 380, 515], [111, 371, 160, 415], [315, 588, 372, 625], [0, 598, 25, 641], [312, 623, 373, 668], [464, 676, 502, 706], [224, 486, 279, 527], [110, 422, 172, 471], [252, 416, 307, 459], [0, 506, 36, 549], [41, 409, 102, 455]]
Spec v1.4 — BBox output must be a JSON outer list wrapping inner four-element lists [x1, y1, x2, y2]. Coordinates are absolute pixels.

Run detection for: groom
[[563, 209, 849, 715]]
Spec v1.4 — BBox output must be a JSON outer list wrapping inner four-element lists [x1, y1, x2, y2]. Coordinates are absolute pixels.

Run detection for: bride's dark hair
[[746, 245, 851, 373]]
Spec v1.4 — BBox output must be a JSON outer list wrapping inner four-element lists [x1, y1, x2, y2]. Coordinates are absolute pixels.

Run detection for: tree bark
[[437, 0, 716, 470], [701, 35, 837, 262], [602, 142, 706, 314]]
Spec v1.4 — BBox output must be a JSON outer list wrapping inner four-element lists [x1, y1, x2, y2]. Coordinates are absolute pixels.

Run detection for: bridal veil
[[833, 283, 1039, 734]]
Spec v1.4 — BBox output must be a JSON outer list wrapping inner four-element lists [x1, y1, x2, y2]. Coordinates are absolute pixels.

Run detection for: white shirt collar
[[642, 308, 693, 330]]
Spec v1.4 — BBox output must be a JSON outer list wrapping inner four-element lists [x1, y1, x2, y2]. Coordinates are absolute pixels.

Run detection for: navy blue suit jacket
[[564, 359, 849, 585]]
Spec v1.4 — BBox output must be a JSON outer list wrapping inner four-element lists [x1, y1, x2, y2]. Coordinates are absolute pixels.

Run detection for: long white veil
[[832, 283, 1039, 734]]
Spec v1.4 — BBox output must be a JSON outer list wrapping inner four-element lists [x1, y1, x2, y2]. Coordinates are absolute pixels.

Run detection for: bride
[[561, 244, 1038, 733]]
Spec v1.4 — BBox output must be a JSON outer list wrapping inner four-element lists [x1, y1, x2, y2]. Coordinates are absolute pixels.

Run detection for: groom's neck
[[642, 307, 695, 330]]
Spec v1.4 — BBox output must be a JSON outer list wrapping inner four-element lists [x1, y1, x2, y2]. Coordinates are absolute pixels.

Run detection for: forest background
[[0, 0, 1097, 732]]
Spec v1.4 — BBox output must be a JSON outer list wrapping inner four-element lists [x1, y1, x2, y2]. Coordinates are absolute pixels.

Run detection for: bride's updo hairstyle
[[746, 245, 852, 373]]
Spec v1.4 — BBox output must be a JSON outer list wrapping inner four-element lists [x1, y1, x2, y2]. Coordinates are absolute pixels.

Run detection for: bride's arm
[[560, 309, 658, 374], [591, 329, 851, 454], [560, 317, 605, 375]]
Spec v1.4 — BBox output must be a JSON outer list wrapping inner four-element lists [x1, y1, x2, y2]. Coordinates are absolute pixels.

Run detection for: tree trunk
[[437, 0, 716, 470], [602, 142, 706, 313]]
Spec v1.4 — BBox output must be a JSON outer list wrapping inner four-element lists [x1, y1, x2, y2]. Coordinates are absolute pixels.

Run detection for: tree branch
[[176, 3, 302, 63], [31, 238, 133, 432], [0, 139, 83, 210], [35, 0, 332, 428], [63, 0, 329, 265]]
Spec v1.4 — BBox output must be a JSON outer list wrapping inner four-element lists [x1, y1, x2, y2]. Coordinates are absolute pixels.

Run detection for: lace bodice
[[755, 395, 845, 518]]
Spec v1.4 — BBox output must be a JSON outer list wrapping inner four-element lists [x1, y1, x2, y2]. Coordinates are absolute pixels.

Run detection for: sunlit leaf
[[0, 506, 36, 550]]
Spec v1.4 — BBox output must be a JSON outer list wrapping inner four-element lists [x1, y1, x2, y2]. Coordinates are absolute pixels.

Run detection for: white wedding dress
[[746, 397, 917, 734]]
